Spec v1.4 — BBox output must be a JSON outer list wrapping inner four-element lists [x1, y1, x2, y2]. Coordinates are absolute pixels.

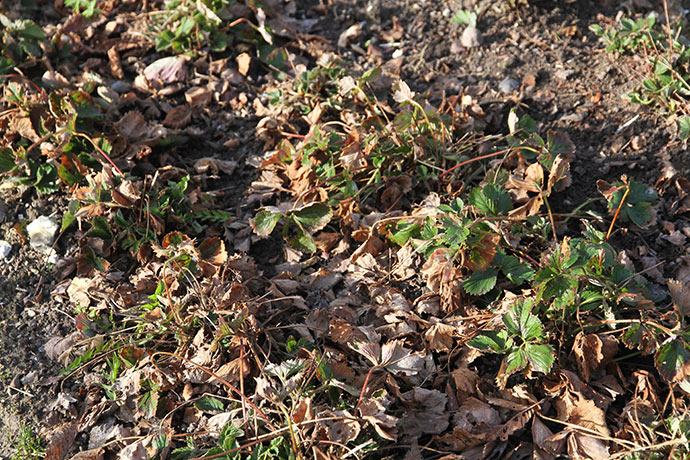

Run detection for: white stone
[[461, 26, 483, 48], [0, 240, 11, 259], [26, 215, 58, 253]]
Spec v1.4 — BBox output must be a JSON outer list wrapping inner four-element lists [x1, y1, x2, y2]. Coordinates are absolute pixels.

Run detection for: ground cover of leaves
[[1, 0, 690, 459]]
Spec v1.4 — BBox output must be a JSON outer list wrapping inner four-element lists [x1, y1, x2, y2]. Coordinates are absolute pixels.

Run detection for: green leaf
[[468, 185, 512, 217], [503, 347, 528, 375], [450, 10, 477, 27], [503, 299, 544, 342], [34, 163, 59, 194], [61, 200, 80, 232], [86, 216, 113, 242], [625, 202, 651, 226], [288, 231, 317, 253], [195, 396, 225, 412], [463, 268, 498, 295], [360, 66, 381, 83], [495, 252, 534, 285], [467, 330, 513, 353], [679, 116, 690, 139], [655, 337, 690, 384], [389, 221, 421, 246], [0, 147, 15, 173], [291, 202, 332, 230], [250, 208, 283, 236], [524, 343, 555, 373]]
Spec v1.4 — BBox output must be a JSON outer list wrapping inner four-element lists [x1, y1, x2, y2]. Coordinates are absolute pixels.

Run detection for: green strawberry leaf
[[251, 208, 283, 237], [525, 343, 555, 374], [467, 330, 513, 353], [463, 268, 498, 295], [291, 202, 332, 230]]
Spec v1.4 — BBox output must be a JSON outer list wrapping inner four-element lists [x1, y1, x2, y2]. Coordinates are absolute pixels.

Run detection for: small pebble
[[498, 78, 520, 94], [461, 26, 483, 48], [26, 215, 58, 253], [0, 240, 11, 260]]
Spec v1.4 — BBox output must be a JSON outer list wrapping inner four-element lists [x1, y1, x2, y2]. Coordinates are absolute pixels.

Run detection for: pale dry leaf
[[255, 8, 273, 44], [393, 80, 415, 103], [236, 52, 251, 76], [338, 22, 362, 48], [67, 277, 95, 307], [117, 439, 147, 460], [325, 410, 360, 443], [144, 56, 187, 83], [668, 279, 690, 317], [358, 394, 398, 441], [424, 320, 456, 352]]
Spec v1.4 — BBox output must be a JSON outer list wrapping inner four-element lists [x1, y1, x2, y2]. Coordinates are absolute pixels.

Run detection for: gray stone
[[26, 215, 58, 253], [498, 78, 520, 94], [461, 26, 483, 48]]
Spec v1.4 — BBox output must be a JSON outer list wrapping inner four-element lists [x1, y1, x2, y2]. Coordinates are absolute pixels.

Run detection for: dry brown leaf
[[451, 367, 478, 397], [163, 105, 192, 128], [573, 332, 618, 382], [424, 319, 456, 352], [69, 447, 104, 460], [45, 422, 78, 460], [401, 388, 449, 437], [324, 410, 360, 443], [211, 357, 251, 384], [532, 417, 565, 460], [358, 393, 399, 441], [453, 397, 500, 429], [547, 154, 572, 193]]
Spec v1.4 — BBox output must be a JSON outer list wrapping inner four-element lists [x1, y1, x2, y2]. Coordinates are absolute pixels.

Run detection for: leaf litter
[[2, 0, 690, 459]]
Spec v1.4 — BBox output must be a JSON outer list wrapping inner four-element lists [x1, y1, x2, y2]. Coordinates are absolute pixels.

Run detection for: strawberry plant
[[468, 298, 555, 386], [251, 202, 332, 253]]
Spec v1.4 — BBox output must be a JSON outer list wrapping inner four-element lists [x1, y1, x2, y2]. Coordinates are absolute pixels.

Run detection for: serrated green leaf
[[195, 396, 225, 412], [250, 209, 282, 236], [503, 347, 528, 375], [503, 299, 544, 341], [291, 202, 332, 230], [496, 252, 534, 285], [467, 330, 513, 353], [655, 337, 690, 384], [468, 185, 512, 217], [525, 343, 555, 373], [463, 268, 498, 295]]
